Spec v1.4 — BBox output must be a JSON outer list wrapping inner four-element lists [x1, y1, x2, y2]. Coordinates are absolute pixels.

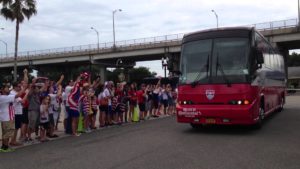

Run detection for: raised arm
[[23, 69, 29, 84], [56, 74, 64, 86]]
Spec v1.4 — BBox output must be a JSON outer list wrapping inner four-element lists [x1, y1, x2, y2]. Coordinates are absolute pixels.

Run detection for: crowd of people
[[0, 69, 177, 152]]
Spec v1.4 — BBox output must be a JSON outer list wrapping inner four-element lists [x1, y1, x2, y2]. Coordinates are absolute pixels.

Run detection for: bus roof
[[183, 27, 255, 44]]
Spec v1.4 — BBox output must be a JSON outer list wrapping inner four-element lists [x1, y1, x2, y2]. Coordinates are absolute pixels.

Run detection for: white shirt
[[0, 94, 16, 122], [49, 93, 60, 114], [64, 86, 73, 107], [103, 88, 111, 105], [10, 90, 23, 115]]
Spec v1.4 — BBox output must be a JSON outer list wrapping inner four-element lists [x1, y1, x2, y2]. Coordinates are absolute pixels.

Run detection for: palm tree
[[0, 0, 37, 82]]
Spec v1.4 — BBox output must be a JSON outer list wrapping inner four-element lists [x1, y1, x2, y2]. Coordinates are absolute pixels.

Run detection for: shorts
[[49, 114, 55, 126], [146, 100, 152, 112], [28, 110, 39, 130], [1, 121, 15, 139], [162, 100, 168, 107], [169, 99, 176, 106], [40, 122, 50, 130], [130, 100, 137, 106], [92, 109, 97, 116], [69, 109, 80, 118], [153, 100, 159, 109], [115, 103, 126, 115], [99, 105, 108, 114], [22, 107, 29, 124], [15, 114, 22, 129], [108, 105, 112, 116], [139, 103, 146, 112]]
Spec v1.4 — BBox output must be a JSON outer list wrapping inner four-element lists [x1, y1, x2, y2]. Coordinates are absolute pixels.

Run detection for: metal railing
[[0, 18, 298, 62], [0, 33, 185, 62], [248, 18, 298, 31]]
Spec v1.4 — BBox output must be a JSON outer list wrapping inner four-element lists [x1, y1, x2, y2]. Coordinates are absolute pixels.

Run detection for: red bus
[[176, 27, 286, 128]]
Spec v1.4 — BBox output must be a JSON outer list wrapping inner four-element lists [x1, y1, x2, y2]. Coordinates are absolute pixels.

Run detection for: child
[[40, 96, 50, 142]]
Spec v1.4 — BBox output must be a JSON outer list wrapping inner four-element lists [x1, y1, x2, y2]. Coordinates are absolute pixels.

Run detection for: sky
[[0, 0, 298, 76]]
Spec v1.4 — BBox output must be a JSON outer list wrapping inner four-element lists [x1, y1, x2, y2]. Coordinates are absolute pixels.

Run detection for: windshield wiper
[[216, 53, 232, 87], [191, 54, 209, 87]]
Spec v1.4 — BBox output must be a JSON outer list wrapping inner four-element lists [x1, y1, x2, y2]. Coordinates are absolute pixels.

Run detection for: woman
[[98, 84, 108, 127], [128, 82, 137, 122]]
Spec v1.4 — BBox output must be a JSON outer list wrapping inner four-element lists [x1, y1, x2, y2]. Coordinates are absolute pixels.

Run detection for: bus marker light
[[223, 119, 230, 123], [205, 118, 216, 124], [244, 100, 250, 105]]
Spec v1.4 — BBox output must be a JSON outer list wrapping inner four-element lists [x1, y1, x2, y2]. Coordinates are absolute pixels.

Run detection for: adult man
[[9, 82, 24, 146], [0, 83, 26, 152], [10, 69, 28, 145], [27, 78, 45, 141]]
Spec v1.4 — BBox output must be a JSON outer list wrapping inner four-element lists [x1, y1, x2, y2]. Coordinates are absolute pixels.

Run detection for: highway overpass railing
[[0, 18, 298, 62]]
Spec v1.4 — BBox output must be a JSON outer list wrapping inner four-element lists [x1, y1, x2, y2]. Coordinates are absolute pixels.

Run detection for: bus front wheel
[[253, 105, 265, 129], [278, 96, 284, 112]]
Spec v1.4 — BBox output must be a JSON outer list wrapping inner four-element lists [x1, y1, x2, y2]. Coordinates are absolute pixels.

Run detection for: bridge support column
[[99, 66, 106, 83], [278, 46, 289, 84]]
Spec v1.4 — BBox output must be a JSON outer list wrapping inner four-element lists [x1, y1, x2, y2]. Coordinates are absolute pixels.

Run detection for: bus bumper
[[176, 100, 259, 125]]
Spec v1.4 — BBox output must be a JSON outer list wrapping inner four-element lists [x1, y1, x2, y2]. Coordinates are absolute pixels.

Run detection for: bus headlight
[[178, 100, 194, 105]]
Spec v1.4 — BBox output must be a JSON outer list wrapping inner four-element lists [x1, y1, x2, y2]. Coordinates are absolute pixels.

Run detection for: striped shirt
[[68, 82, 80, 111], [79, 95, 90, 114]]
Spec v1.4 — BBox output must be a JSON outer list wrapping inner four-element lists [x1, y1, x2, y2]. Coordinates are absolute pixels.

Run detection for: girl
[[98, 85, 108, 127], [128, 82, 137, 122], [40, 95, 50, 142], [90, 90, 98, 129]]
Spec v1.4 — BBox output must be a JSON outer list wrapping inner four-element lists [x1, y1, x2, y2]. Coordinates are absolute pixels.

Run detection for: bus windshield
[[180, 38, 250, 85]]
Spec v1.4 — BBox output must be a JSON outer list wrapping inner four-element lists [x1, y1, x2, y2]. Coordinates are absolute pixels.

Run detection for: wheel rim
[[259, 107, 265, 120], [280, 97, 284, 109]]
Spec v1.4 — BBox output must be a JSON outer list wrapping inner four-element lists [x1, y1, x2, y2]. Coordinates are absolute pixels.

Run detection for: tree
[[0, 0, 37, 82], [106, 67, 156, 85], [128, 67, 156, 85], [288, 52, 300, 67]]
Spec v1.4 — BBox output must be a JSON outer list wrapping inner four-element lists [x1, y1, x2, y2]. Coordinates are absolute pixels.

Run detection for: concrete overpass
[[0, 18, 299, 78]]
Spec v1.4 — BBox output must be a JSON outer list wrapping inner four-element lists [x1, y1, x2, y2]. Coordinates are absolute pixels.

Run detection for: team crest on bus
[[206, 90, 215, 100]]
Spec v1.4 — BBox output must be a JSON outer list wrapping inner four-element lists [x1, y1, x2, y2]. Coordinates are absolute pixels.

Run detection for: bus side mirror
[[256, 49, 264, 64], [167, 60, 173, 71]]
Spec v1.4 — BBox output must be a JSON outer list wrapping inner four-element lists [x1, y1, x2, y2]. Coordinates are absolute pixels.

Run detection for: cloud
[[0, 0, 298, 75]]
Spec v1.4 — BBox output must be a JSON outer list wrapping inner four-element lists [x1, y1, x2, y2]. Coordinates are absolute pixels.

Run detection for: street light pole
[[91, 27, 99, 50], [113, 9, 122, 48], [298, 0, 300, 26], [162, 57, 168, 78], [211, 10, 219, 28], [0, 39, 8, 58]]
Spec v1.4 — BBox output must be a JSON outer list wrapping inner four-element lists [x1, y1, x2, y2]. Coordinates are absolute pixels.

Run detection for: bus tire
[[253, 104, 264, 129], [190, 123, 202, 129], [278, 96, 284, 112]]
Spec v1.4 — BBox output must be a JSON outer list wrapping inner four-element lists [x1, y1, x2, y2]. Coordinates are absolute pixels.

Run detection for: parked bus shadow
[[182, 109, 283, 135]]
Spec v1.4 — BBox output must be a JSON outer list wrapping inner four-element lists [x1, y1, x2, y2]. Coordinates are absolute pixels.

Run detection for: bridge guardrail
[[0, 33, 185, 62], [0, 18, 298, 62], [248, 18, 298, 31]]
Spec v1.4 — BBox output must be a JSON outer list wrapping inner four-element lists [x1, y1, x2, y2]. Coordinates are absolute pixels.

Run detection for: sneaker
[[9, 142, 23, 147], [0, 147, 15, 153], [72, 133, 81, 137]]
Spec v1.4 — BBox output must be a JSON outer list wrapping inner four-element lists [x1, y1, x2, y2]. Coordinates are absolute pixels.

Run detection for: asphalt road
[[0, 96, 300, 169]]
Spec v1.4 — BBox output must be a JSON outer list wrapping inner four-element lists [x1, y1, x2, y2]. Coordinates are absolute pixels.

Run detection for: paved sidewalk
[[0, 107, 173, 150]]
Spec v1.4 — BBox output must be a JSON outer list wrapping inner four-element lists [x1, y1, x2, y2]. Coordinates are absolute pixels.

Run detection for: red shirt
[[20, 93, 29, 108], [128, 90, 137, 102], [136, 90, 145, 103]]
